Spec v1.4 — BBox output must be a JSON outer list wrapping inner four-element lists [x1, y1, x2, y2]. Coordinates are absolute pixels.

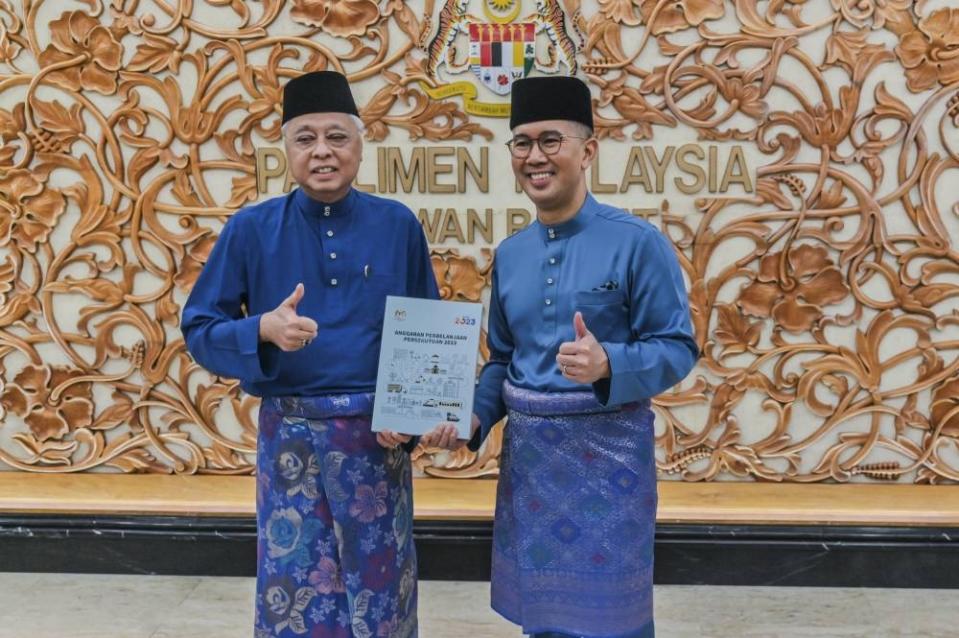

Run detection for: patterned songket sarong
[[492, 382, 657, 638], [255, 394, 417, 638]]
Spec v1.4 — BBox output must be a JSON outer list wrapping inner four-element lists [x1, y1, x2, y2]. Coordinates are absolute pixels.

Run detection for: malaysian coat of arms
[[422, 0, 582, 107]]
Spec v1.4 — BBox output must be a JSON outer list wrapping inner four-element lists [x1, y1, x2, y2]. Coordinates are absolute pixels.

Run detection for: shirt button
[[330, 278, 338, 286], [548, 229, 555, 239], [326, 230, 334, 237], [549, 257, 556, 264], [547, 278, 554, 285], [330, 252, 337, 260], [545, 299, 552, 306], [324, 206, 330, 217]]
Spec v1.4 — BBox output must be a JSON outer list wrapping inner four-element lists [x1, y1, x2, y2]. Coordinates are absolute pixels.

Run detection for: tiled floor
[[0, 574, 957, 637]]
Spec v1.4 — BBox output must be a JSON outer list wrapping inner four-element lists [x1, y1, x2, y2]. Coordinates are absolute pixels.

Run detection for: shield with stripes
[[468, 22, 535, 96]]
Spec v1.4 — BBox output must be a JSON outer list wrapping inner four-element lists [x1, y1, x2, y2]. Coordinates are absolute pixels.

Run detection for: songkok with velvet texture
[[282, 71, 359, 124], [509, 76, 593, 131]]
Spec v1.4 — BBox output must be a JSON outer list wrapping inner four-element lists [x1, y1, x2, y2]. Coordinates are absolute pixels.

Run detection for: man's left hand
[[556, 312, 610, 384], [420, 414, 480, 451], [376, 429, 412, 450]]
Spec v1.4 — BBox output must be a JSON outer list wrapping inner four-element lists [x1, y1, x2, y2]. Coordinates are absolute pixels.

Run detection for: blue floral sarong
[[492, 382, 657, 638], [255, 393, 417, 638]]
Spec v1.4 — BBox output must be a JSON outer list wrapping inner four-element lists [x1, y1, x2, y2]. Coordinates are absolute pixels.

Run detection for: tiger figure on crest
[[423, 0, 582, 82]]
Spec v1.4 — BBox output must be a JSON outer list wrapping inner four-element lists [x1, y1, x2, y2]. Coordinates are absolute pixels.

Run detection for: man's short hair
[[510, 120, 593, 139], [347, 114, 366, 136], [281, 113, 366, 138], [568, 121, 593, 139]]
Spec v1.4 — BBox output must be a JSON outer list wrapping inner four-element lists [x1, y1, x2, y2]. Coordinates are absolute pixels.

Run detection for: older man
[[182, 71, 438, 638], [427, 76, 699, 637]]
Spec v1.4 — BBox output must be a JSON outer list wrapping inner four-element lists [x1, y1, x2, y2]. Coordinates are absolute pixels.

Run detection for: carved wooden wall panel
[[0, 0, 957, 483]]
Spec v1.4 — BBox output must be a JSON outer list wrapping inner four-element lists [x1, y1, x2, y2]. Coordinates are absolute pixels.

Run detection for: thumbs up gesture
[[556, 312, 611, 384], [258, 283, 319, 351]]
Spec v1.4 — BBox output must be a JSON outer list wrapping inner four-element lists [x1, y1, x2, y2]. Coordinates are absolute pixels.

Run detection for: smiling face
[[283, 112, 362, 203], [509, 119, 596, 220]]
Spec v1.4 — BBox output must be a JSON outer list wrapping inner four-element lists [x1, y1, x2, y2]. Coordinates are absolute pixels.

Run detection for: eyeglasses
[[505, 132, 589, 158]]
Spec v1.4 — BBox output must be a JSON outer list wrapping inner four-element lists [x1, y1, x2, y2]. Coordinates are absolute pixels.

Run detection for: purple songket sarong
[[255, 393, 417, 638], [492, 382, 657, 638]]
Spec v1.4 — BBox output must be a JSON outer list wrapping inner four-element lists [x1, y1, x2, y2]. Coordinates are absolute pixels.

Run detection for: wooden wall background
[[0, 0, 957, 483]]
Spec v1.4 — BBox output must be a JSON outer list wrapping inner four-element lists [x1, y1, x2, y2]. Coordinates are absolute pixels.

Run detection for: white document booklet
[[371, 296, 483, 437]]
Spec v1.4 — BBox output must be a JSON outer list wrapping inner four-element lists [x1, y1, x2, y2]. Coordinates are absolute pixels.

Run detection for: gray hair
[[281, 113, 366, 137], [347, 114, 366, 136]]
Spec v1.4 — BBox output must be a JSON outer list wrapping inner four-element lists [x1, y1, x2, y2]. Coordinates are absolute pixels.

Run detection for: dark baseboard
[[0, 515, 256, 577], [653, 524, 959, 588], [1, 515, 957, 587]]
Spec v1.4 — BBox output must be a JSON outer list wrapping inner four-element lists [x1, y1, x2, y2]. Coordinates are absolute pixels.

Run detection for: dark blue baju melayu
[[183, 188, 438, 638]]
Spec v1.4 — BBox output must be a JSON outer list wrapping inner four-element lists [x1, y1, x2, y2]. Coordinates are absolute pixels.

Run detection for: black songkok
[[509, 76, 593, 131], [282, 71, 359, 125]]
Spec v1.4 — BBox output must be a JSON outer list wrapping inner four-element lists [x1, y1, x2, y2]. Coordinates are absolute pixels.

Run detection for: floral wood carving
[[0, 1, 957, 483]]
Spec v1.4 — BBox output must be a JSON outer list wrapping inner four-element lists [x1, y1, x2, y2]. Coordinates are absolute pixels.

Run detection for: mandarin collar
[[294, 187, 357, 219], [535, 193, 597, 242]]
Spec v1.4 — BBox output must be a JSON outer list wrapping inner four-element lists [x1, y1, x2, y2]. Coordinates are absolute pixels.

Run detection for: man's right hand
[[258, 283, 319, 351]]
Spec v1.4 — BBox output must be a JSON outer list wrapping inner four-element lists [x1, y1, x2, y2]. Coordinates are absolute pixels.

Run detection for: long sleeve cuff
[[470, 366, 508, 451], [597, 341, 638, 407], [401, 436, 420, 454], [598, 338, 699, 406], [593, 377, 612, 406], [468, 402, 502, 452], [466, 426, 484, 453], [235, 315, 281, 383], [474, 403, 501, 440]]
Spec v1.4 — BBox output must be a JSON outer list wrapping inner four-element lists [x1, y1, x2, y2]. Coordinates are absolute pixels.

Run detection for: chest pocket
[[574, 289, 630, 341], [362, 274, 403, 328]]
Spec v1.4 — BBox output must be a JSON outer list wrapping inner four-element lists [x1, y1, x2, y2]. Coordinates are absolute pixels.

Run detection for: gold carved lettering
[[466, 208, 493, 243], [590, 154, 617, 194], [507, 208, 531, 235], [255, 148, 286, 193], [252, 145, 755, 197], [427, 147, 456, 194], [720, 145, 753, 193], [457, 147, 489, 193], [644, 146, 674, 193], [620, 146, 653, 193], [675, 144, 706, 194], [385, 147, 426, 193]]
